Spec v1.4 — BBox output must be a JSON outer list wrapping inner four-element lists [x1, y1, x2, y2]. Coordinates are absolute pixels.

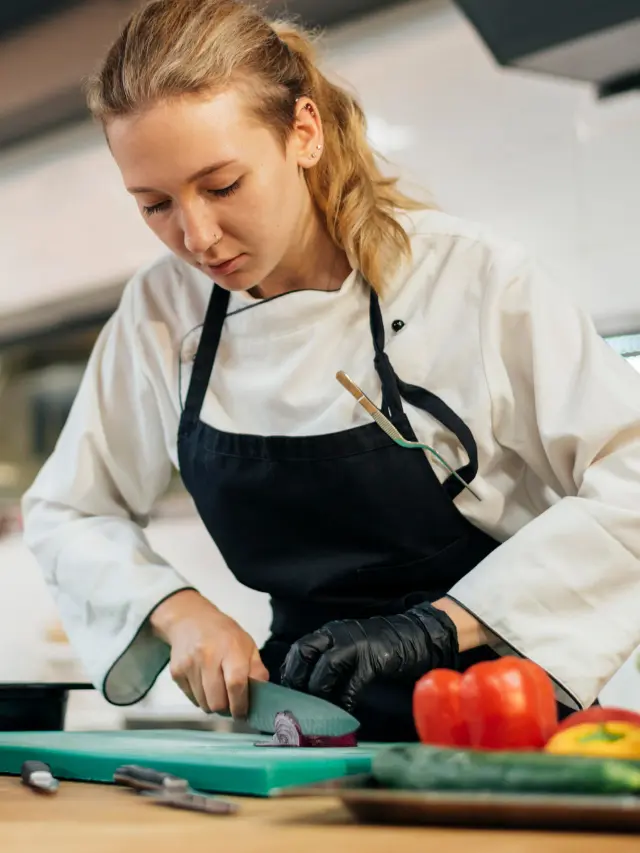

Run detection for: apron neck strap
[[369, 289, 404, 419], [182, 284, 230, 426]]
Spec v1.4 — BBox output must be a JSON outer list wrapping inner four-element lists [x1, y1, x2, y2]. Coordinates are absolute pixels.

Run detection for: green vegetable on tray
[[372, 744, 640, 797]]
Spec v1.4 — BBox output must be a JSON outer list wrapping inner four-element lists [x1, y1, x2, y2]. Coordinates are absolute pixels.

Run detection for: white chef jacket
[[21, 208, 640, 709]]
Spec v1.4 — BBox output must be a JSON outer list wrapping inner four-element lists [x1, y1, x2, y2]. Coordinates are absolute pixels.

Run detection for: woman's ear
[[292, 98, 324, 169]]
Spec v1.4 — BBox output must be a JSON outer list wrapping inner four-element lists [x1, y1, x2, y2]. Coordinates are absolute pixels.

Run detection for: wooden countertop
[[0, 777, 636, 853]]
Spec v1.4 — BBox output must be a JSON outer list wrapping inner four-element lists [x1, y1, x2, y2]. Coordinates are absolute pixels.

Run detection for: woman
[[22, 0, 640, 741]]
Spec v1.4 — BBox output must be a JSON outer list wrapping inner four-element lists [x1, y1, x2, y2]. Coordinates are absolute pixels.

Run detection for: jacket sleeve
[[21, 278, 193, 705], [448, 245, 640, 709]]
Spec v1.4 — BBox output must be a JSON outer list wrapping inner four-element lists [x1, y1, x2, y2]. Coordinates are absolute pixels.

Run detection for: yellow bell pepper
[[545, 722, 640, 759]]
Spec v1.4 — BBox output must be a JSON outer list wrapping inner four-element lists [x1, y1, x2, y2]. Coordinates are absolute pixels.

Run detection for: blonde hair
[[85, 0, 428, 292]]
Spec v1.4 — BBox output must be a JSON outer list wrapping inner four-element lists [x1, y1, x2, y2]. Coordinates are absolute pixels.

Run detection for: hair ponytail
[[273, 22, 427, 292], [86, 1, 429, 292]]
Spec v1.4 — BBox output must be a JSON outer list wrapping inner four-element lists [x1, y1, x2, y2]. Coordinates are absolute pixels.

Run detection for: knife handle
[[114, 764, 189, 793], [21, 760, 59, 793], [22, 760, 52, 781]]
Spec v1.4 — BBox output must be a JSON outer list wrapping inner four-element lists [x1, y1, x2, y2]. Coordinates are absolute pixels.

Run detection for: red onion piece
[[274, 710, 304, 746], [254, 711, 358, 748]]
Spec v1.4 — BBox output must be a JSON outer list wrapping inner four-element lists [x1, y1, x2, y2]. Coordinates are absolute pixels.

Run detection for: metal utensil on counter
[[114, 764, 238, 816], [144, 790, 239, 816], [114, 764, 189, 794], [336, 370, 481, 501]]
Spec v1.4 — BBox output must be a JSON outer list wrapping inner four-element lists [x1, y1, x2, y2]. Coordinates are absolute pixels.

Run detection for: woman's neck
[[250, 206, 352, 299]]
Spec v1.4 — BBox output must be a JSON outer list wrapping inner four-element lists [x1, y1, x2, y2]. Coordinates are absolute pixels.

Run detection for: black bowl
[[0, 683, 94, 731]]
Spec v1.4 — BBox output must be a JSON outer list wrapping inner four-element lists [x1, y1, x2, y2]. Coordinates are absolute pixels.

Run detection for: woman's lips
[[205, 254, 245, 276]]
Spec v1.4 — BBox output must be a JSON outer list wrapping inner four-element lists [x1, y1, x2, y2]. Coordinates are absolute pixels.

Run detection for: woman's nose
[[181, 207, 220, 257]]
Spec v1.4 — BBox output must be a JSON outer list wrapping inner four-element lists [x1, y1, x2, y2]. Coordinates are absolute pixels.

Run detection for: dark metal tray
[[273, 773, 640, 832]]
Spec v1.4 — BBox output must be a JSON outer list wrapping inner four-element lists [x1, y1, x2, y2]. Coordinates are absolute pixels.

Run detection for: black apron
[[177, 284, 506, 741]]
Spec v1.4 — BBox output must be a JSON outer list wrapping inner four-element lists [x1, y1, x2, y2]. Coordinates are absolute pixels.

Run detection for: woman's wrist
[[149, 589, 210, 643], [431, 597, 493, 652]]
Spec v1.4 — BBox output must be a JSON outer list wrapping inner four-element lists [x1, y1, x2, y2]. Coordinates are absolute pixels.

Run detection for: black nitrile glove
[[280, 602, 460, 712]]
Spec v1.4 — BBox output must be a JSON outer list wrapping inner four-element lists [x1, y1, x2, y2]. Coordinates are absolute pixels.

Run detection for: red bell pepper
[[411, 668, 471, 747], [413, 656, 558, 750]]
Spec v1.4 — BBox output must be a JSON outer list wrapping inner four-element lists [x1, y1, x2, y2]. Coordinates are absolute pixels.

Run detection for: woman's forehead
[[107, 91, 272, 189]]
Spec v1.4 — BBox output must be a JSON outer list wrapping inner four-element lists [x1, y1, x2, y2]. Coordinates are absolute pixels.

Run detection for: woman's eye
[[210, 180, 241, 198], [142, 200, 171, 217], [142, 180, 240, 217]]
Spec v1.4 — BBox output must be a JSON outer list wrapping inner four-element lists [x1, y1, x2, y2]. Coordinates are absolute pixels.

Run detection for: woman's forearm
[[432, 597, 493, 652]]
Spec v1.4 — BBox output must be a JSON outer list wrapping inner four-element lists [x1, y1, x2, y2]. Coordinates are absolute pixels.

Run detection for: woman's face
[[107, 88, 319, 291]]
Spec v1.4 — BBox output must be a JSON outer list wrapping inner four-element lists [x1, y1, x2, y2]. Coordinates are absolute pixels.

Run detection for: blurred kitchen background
[[1, 0, 640, 728]]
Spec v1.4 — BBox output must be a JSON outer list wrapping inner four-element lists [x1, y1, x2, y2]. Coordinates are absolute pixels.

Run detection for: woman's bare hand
[[150, 589, 268, 717]]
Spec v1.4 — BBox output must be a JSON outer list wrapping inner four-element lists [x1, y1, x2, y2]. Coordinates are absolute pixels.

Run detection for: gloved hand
[[280, 602, 459, 712]]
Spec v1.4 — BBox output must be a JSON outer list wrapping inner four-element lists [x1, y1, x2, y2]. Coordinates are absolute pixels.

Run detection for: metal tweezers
[[336, 371, 481, 501]]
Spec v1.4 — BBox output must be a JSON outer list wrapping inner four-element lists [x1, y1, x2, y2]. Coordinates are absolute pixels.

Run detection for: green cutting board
[[0, 730, 389, 796]]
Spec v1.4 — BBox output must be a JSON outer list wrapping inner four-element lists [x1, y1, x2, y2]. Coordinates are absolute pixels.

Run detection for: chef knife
[[217, 679, 359, 737]]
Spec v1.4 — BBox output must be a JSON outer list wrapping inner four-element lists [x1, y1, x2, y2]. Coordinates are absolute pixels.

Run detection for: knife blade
[[217, 679, 359, 737]]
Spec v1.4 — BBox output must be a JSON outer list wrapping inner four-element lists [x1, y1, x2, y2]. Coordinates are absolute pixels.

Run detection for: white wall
[[0, 122, 164, 319], [1, 0, 640, 713], [324, 0, 640, 334]]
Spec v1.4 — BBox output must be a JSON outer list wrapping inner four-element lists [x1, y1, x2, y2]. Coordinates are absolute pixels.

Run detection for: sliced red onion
[[273, 710, 304, 745], [254, 711, 358, 748]]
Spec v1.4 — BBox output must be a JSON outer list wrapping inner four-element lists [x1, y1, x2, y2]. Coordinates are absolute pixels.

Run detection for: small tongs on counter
[[336, 371, 481, 501], [114, 764, 238, 816]]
